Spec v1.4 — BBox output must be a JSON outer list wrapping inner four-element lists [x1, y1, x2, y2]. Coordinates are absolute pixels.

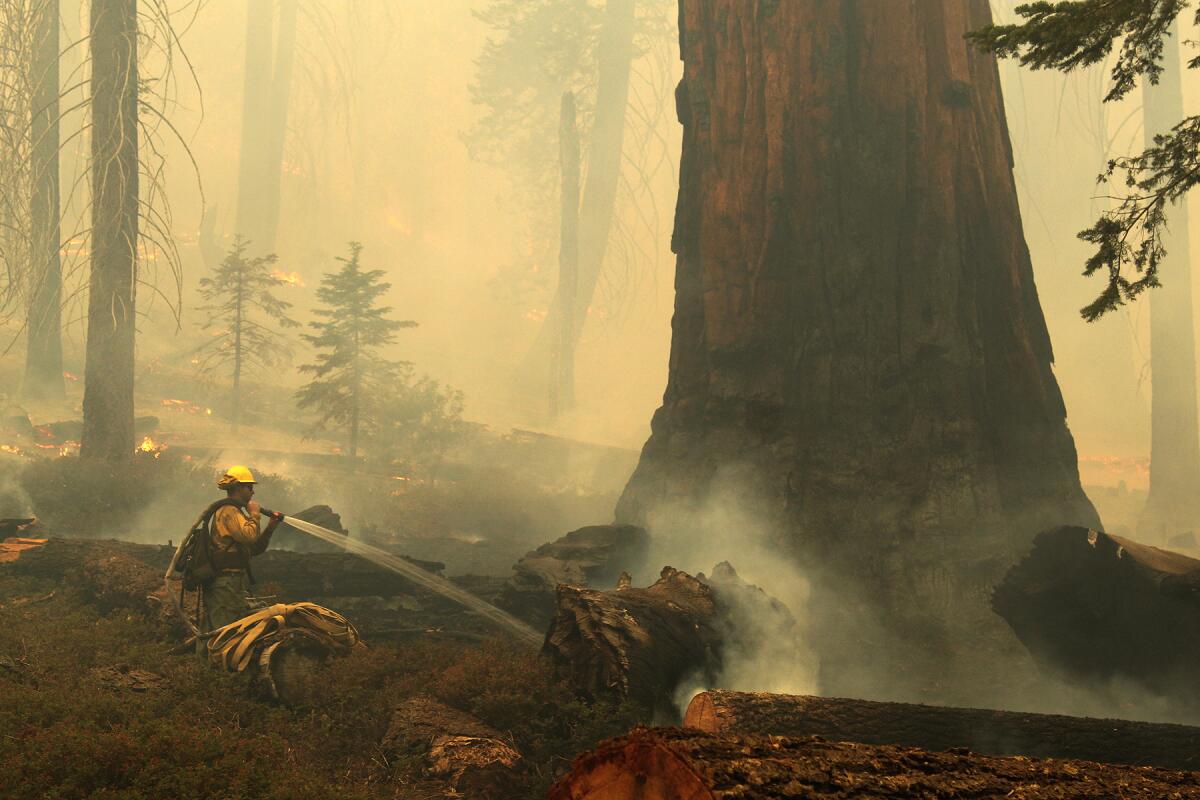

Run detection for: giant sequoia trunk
[[617, 0, 1098, 694], [23, 0, 64, 402], [81, 0, 137, 462], [1138, 21, 1200, 545]]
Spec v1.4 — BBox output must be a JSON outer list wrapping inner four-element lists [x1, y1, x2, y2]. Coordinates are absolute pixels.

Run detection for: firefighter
[[196, 465, 281, 653]]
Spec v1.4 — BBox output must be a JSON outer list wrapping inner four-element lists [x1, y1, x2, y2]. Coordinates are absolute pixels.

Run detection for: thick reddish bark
[[617, 0, 1098, 691]]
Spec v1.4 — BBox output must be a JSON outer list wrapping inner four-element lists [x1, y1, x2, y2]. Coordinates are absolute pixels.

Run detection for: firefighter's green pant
[[196, 572, 250, 658]]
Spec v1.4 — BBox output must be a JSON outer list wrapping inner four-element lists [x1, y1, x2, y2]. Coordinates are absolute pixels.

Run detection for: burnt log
[[684, 690, 1200, 772], [383, 697, 522, 797], [497, 524, 648, 628], [549, 727, 1200, 800], [270, 504, 349, 553], [993, 526, 1200, 705], [543, 566, 721, 711]]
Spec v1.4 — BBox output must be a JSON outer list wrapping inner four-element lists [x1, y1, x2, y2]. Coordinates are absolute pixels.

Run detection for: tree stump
[[549, 727, 1200, 799], [685, 690, 1200, 771], [543, 566, 720, 711]]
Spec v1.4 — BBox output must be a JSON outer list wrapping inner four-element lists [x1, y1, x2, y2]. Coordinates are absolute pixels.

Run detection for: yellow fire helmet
[[217, 465, 257, 489]]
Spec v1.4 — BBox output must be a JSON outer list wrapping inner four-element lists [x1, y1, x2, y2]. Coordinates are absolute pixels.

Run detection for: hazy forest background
[[0, 0, 1193, 563]]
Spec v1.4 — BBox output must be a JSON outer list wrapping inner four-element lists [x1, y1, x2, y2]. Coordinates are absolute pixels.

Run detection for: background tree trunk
[[525, 0, 635, 408], [233, 0, 273, 248], [616, 0, 1098, 697], [23, 0, 63, 402], [1137, 20, 1200, 545], [80, 0, 138, 462], [258, 0, 296, 254], [550, 91, 580, 417], [233, 0, 295, 255]]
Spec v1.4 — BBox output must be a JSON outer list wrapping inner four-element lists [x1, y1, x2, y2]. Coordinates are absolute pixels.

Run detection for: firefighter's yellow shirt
[[210, 504, 265, 570]]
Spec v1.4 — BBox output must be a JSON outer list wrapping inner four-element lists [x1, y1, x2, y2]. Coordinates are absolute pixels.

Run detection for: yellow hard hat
[[217, 465, 256, 488]]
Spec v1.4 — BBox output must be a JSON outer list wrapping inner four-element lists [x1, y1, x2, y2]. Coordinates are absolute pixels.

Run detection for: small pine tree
[[296, 242, 416, 463], [195, 236, 299, 431]]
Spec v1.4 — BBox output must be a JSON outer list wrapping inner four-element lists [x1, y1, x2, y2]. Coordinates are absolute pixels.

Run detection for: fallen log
[[684, 690, 1200, 771], [548, 727, 1200, 799], [993, 526, 1200, 704], [383, 696, 522, 797], [497, 524, 649, 628]]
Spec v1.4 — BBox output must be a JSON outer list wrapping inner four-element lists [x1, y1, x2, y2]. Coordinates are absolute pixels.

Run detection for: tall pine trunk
[[234, 0, 273, 246], [617, 0, 1098, 696], [24, 0, 63, 401], [81, 0, 138, 462], [1137, 20, 1200, 544], [550, 91, 580, 417], [234, 0, 295, 254], [526, 0, 635, 408]]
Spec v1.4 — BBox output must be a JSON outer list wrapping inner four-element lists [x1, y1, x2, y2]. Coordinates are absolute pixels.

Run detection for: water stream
[[280, 515, 544, 648]]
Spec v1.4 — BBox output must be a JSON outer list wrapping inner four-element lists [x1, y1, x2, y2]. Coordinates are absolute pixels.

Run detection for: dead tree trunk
[[549, 727, 1200, 800], [526, 0, 635, 401], [81, 0, 137, 462], [616, 0, 1099, 694], [1138, 20, 1200, 545], [550, 91, 581, 418], [993, 525, 1200, 710], [24, 0, 63, 402], [685, 690, 1200, 771]]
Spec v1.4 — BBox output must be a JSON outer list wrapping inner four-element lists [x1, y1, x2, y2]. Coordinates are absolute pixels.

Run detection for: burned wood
[[685, 690, 1200, 772], [543, 566, 720, 711], [549, 727, 1200, 799], [383, 697, 521, 797], [993, 526, 1200, 705], [497, 524, 648, 628]]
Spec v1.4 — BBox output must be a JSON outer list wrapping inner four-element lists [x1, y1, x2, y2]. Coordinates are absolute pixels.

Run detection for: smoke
[[635, 468, 819, 714]]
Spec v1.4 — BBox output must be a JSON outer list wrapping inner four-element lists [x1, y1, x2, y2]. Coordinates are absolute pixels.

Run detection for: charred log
[[993, 525, 1200, 706], [549, 727, 1200, 800], [383, 697, 522, 797], [684, 690, 1200, 772], [497, 524, 649, 628]]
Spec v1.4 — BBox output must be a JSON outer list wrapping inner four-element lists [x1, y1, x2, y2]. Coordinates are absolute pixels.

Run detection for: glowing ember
[[161, 398, 207, 415], [1, 444, 21, 456], [62, 371, 79, 382], [271, 269, 305, 287]]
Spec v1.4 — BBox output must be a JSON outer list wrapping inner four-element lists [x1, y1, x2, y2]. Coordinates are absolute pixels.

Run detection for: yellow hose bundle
[[206, 602, 362, 673]]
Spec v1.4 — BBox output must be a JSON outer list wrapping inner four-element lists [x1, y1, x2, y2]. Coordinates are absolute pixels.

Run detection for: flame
[[62, 371, 79, 382], [271, 269, 305, 287], [136, 436, 167, 458], [1, 444, 21, 456]]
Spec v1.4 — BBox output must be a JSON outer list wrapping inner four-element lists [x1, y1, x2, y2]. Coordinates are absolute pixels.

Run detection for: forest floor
[[0, 561, 640, 799]]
